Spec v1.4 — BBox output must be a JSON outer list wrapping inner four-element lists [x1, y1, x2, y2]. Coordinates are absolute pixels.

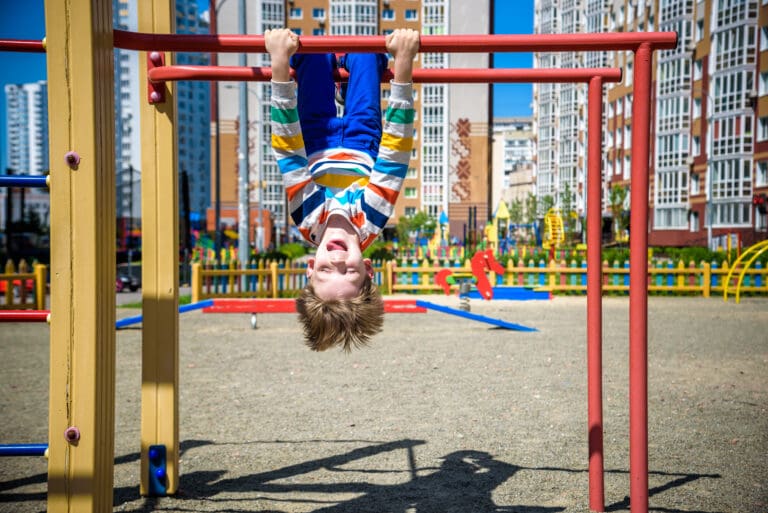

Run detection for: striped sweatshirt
[[270, 80, 414, 250]]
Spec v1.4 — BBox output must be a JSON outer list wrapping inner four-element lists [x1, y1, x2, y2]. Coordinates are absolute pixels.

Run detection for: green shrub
[[363, 240, 395, 261]]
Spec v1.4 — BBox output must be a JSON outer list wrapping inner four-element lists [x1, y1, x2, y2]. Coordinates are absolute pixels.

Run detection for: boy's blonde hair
[[296, 276, 384, 352]]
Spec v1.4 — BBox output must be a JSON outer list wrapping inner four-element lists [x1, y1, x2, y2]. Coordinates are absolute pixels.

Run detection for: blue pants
[[291, 53, 389, 161]]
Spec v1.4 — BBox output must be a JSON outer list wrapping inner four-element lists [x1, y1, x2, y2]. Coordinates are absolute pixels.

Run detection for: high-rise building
[[4, 81, 48, 176], [534, 0, 768, 248], [492, 117, 535, 209], [3, 81, 50, 231], [114, 0, 211, 237], [212, 0, 492, 244]]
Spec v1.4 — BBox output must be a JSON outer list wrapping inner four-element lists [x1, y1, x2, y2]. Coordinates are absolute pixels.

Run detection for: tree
[[608, 184, 629, 242], [508, 198, 524, 225]]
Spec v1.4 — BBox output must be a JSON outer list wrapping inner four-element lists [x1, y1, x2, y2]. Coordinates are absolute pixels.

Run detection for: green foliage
[[602, 247, 630, 264], [508, 198, 524, 224], [395, 210, 437, 246], [277, 242, 308, 260], [363, 240, 395, 261], [608, 185, 628, 241]]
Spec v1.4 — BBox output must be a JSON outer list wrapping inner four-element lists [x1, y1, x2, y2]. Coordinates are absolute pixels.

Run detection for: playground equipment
[[2, 6, 676, 512], [723, 239, 768, 303], [542, 207, 565, 259]]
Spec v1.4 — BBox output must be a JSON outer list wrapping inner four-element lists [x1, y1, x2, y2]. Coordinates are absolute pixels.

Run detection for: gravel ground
[[1, 295, 766, 513]]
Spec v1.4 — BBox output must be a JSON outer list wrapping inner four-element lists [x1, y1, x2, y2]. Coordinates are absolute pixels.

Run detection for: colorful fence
[[0, 261, 47, 310], [191, 259, 767, 301]]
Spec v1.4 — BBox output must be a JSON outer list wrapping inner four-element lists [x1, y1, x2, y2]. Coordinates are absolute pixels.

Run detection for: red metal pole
[[629, 42, 652, 513], [0, 39, 45, 53], [0, 310, 50, 322], [587, 75, 606, 513], [113, 30, 677, 54], [148, 65, 623, 84]]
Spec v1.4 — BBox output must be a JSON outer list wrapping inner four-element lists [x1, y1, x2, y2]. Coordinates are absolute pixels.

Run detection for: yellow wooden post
[[384, 260, 392, 295], [701, 262, 711, 298], [34, 264, 47, 310], [270, 262, 279, 298], [138, 0, 180, 496], [4, 260, 14, 305], [548, 259, 557, 292], [45, 0, 116, 510], [191, 263, 201, 303]]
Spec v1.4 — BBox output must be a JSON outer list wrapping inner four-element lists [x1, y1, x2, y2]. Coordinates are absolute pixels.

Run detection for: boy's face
[[307, 221, 374, 300]]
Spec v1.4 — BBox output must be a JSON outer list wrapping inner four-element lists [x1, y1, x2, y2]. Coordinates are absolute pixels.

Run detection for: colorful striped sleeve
[[270, 80, 318, 231], [365, 82, 415, 227]]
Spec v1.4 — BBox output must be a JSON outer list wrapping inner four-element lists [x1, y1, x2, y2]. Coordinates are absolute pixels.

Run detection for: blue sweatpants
[[291, 53, 389, 161]]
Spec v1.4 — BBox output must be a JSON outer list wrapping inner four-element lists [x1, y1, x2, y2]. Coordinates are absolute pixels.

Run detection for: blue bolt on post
[[148, 444, 168, 496]]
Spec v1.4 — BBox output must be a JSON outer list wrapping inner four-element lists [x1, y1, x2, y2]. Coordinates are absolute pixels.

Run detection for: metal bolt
[[64, 426, 80, 444], [149, 91, 162, 103], [64, 151, 80, 167], [149, 51, 162, 64]]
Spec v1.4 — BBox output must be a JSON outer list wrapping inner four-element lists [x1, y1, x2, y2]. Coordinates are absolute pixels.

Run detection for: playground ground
[[0, 294, 766, 513]]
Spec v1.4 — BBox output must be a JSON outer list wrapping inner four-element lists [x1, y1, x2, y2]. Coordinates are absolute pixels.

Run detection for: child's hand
[[265, 28, 299, 82], [386, 29, 419, 83], [386, 28, 420, 61]]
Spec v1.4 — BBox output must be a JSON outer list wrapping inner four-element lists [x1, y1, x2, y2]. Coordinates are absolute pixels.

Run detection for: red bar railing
[[114, 30, 678, 53], [0, 310, 50, 323], [148, 65, 623, 84], [0, 38, 45, 53]]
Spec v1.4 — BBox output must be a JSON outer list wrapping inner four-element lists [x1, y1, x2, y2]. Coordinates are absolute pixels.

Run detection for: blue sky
[[0, 0, 533, 172]]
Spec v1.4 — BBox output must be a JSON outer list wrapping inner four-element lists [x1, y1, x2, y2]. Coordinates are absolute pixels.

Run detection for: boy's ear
[[306, 258, 315, 278], [364, 258, 374, 279]]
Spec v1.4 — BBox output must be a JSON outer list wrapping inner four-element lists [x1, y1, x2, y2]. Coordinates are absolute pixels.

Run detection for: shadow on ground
[[0, 438, 723, 513]]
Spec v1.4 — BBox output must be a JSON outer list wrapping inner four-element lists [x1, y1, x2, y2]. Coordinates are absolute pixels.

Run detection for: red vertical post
[[629, 43, 652, 513], [587, 75, 605, 512]]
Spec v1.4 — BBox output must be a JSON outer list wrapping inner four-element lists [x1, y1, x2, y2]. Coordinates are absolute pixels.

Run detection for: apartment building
[[114, 0, 210, 230], [2, 81, 50, 230], [492, 117, 535, 209], [212, 0, 492, 243], [535, 0, 768, 249], [4, 81, 48, 176]]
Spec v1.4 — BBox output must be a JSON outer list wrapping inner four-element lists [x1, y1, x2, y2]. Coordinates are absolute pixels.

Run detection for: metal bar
[[0, 444, 48, 456], [0, 310, 50, 322], [148, 65, 623, 84], [629, 42, 652, 513], [587, 76, 605, 512], [0, 175, 48, 188], [0, 38, 45, 52], [114, 30, 678, 53], [115, 300, 214, 329]]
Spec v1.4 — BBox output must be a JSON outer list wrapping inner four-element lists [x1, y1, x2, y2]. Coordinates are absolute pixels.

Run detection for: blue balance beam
[[116, 299, 214, 329], [415, 300, 537, 332]]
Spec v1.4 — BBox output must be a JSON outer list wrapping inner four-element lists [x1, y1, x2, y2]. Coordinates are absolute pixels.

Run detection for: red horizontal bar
[[0, 39, 45, 53], [114, 30, 678, 54], [203, 298, 426, 314], [149, 65, 622, 84], [0, 310, 50, 322]]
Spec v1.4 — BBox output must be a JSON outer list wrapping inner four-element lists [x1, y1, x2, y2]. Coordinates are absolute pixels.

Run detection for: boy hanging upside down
[[265, 28, 420, 351]]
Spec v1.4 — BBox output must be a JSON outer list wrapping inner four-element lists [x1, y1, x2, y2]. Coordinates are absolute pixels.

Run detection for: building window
[[694, 59, 703, 80], [757, 161, 768, 187], [405, 9, 418, 21], [760, 117, 768, 141], [693, 135, 701, 156], [760, 72, 768, 96], [313, 28, 325, 35], [691, 172, 700, 195], [312, 7, 325, 20], [289, 7, 302, 19], [690, 211, 699, 232], [406, 167, 418, 179], [404, 187, 417, 199], [404, 206, 417, 217], [382, 8, 394, 20]]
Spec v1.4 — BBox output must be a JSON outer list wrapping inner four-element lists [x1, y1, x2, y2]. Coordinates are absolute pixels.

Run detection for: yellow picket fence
[[191, 258, 768, 301], [1, 260, 47, 310]]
